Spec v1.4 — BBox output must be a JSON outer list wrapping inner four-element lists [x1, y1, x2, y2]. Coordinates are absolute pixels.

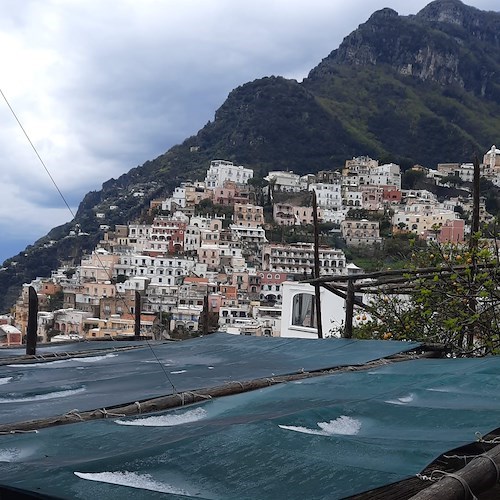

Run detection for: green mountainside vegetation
[[1, 0, 500, 311]]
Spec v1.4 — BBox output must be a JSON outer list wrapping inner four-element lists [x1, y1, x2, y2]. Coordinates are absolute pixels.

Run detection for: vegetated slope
[[2, 0, 500, 311]]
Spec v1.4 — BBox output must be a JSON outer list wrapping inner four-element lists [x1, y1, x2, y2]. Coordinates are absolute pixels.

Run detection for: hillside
[[1, 0, 500, 311]]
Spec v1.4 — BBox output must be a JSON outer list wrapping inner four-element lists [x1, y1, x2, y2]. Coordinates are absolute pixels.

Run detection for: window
[[292, 293, 316, 328]]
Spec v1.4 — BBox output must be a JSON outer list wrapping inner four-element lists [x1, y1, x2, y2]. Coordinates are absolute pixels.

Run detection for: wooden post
[[344, 280, 355, 339], [201, 295, 209, 335], [466, 156, 481, 349], [471, 155, 480, 240], [26, 286, 38, 356], [134, 291, 141, 340], [312, 190, 323, 339]]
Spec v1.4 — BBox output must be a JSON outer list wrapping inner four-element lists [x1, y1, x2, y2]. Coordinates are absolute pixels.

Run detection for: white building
[[204, 160, 253, 188], [230, 225, 268, 245], [280, 282, 345, 339], [401, 189, 438, 204], [253, 304, 282, 337], [130, 255, 197, 286], [369, 163, 401, 189], [322, 208, 349, 224], [127, 224, 152, 253], [184, 225, 201, 253], [219, 304, 251, 328], [189, 215, 225, 229], [162, 186, 187, 211], [309, 182, 342, 210], [262, 243, 346, 276], [264, 171, 303, 192], [170, 305, 203, 332], [343, 187, 363, 208], [116, 276, 150, 293]]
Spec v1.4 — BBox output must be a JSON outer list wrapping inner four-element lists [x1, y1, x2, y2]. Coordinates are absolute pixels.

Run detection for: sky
[[1, 0, 498, 264]]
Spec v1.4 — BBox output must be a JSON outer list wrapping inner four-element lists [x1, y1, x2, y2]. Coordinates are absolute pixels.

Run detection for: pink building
[[259, 271, 292, 303], [437, 219, 465, 244], [382, 186, 402, 204], [234, 203, 264, 227], [0, 325, 22, 346], [213, 181, 249, 206], [273, 203, 322, 226], [361, 186, 384, 211], [197, 245, 221, 270]]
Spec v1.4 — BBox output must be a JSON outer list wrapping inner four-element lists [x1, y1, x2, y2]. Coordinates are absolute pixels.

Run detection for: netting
[[1, 355, 500, 498]]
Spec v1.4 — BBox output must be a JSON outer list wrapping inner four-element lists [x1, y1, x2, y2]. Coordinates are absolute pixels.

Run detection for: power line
[[0, 88, 75, 219]]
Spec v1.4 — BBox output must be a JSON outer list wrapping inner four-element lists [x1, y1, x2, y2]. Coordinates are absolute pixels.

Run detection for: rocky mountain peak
[[416, 0, 474, 27], [367, 7, 399, 22], [307, 1, 500, 94]]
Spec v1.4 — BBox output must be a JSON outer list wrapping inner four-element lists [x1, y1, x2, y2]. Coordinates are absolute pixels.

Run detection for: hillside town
[[2, 146, 500, 346]]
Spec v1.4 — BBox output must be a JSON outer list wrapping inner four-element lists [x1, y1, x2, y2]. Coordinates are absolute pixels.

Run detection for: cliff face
[[307, 0, 500, 97], [2, 0, 500, 312]]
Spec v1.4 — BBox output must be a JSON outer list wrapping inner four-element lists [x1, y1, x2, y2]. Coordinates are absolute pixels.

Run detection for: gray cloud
[[0, 0, 498, 263]]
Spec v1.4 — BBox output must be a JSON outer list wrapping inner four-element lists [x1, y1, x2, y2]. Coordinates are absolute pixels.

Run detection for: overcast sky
[[1, 0, 498, 264]]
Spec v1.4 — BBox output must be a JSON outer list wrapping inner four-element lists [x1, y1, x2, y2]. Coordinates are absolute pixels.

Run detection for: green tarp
[[0, 334, 419, 425], [2, 353, 500, 499]]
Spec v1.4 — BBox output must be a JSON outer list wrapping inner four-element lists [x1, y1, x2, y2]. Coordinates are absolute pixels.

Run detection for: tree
[[440, 174, 464, 187], [401, 169, 425, 189], [351, 237, 500, 356], [48, 290, 64, 311]]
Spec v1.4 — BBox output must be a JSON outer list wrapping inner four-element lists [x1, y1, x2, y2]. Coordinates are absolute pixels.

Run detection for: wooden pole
[[201, 295, 209, 335], [471, 155, 480, 240], [312, 189, 323, 339], [344, 280, 355, 338], [410, 444, 500, 499], [26, 286, 38, 356], [466, 155, 481, 350], [134, 291, 141, 340]]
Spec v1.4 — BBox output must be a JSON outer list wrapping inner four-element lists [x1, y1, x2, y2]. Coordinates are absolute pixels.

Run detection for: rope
[[443, 473, 477, 500], [65, 409, 83, 421], [185, 391, 212, 400], [98, 408, 126, 418], [0, 429, 38, 435], [416, 473, 435, 482], [419, 470, 477, 499], [476, 454, 500, 483], [443, 454, 477, 460], [475, 431, 500, 444]]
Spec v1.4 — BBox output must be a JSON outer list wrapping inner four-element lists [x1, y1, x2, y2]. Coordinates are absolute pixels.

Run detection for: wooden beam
[[304, 263, 497, 285], [321, 283, 383, 319]]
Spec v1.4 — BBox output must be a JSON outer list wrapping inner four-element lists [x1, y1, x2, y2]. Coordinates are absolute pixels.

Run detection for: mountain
[[1, 0, 500, 312]]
